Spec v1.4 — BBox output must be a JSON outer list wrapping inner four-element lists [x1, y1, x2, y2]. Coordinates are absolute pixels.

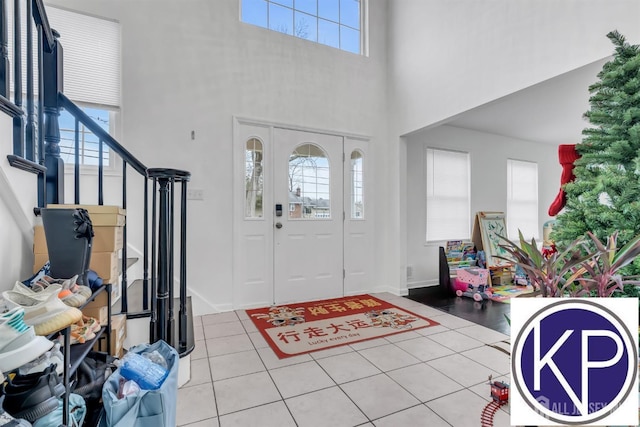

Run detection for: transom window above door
[[241, 0, 364, 54], [289, 143, 331, 219]]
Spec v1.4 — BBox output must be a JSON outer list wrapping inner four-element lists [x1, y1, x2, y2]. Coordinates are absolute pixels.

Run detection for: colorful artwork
[[477, 212, 512, 268], [251, 306, 305, 327], [364, 309, 418, 329]]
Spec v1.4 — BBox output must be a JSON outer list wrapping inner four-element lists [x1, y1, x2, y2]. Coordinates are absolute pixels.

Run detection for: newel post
[[42, 30, 63, 204]]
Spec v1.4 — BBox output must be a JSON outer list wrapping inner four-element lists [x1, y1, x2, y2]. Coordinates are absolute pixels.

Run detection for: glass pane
[[271, 0, 293, 7], [350, 151, 363, 219], [318, 19, 339, 49], [295, 11, 317, 41], [242, 0, 268, 28], [340, 25, 359, 54], [318, 0, 339, 21], [245, 138, 264, 218], [295, 0, 317, 15], [289, 143, 330, 219], [340, 0, 360, 29], [58, 107, 110, 166], [269, 3, 294, 35]]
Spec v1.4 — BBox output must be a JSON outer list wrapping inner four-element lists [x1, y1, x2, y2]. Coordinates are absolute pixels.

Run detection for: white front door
[[273, 128, 344, 304]]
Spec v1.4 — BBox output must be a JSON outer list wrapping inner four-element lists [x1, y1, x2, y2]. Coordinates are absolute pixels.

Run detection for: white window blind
[[507, 159, 539, 240], [426, 148, 470, 242], [46, 6, 120, 108], [7, 5, 120, 108]]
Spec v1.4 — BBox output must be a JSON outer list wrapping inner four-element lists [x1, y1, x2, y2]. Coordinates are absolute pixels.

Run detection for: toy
[[490, 380, 509, 403], [481, 378, 509, 427], [452, 277, 493, 302]]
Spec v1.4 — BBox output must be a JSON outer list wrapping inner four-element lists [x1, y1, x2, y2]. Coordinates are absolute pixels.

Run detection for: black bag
[[72, 351, 117, 427]]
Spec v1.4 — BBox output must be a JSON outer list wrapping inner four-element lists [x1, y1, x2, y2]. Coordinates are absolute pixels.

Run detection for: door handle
[[275, 222, 283, 229]]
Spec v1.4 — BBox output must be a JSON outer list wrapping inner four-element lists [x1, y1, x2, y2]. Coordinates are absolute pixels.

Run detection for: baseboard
[[189, 286, 233, 315], [407, 278, 438, 289]]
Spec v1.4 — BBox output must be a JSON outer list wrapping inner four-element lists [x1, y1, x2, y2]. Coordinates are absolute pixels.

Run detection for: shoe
[[1, 291, 82, 336], [69, 325, 95, 345], [11, 282, 62, 302], [18, 342, 64, 377], [2, 364, 64, 422], [0, 304, 53, 373], [31, 276, 91, 308], [56, 276, 91, 308], [0, 410, 32, 426], [78, 316, 100, 334]]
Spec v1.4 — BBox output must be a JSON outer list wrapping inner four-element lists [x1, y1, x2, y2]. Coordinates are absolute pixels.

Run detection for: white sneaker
[[0, 304, 53, 373], [19, 342, 64, 376], [2, 291, 82, 336], [12, 281, 62, 301]]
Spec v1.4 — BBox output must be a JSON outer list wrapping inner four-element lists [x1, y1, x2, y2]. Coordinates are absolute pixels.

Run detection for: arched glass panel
[[350, 150, 364, 219], [288, 143, 330, 219], [245, 138, 264, 218]]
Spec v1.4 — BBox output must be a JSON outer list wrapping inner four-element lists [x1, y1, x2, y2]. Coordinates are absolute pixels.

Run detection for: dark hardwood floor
[[406, 286, 511, 336]]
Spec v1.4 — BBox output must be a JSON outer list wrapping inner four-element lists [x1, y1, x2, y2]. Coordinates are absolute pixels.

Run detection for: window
[[8, 6, 121, 166], [245, 138, 264, 218], [507, 159, 539, 240], [426, 148, 470, 242], [59, 105, 112, 167], [288, 143, 330, 219], [241, 0, 363, 54], [350, 150, 364, 219]]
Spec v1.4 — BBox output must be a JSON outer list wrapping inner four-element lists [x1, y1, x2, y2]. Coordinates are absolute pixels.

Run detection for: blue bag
[[101, 340, 178, 427]]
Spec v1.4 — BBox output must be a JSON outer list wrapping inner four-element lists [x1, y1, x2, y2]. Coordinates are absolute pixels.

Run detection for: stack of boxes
[[33, 204, 127, 357]]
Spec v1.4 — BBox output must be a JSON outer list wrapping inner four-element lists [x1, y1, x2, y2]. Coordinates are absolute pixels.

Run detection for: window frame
[[240, 0, 367, 55]]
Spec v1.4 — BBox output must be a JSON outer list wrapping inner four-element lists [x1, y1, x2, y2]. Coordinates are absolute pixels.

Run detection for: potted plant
[[497, 230, 640, 298]]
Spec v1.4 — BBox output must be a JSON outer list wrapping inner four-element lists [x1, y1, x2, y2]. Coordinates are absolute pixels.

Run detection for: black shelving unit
[[49, 283, 112, 426]]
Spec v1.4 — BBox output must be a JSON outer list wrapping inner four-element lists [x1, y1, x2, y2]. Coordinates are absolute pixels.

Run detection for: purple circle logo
[[512, 300, 637, 424]]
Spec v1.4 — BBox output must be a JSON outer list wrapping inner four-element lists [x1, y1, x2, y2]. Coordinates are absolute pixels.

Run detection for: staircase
[[0, 0, 194, 378]]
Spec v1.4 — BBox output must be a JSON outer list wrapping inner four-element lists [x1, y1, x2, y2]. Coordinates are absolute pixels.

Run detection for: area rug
[[489, 285, 535, 303], [246, 294, 440, 358]]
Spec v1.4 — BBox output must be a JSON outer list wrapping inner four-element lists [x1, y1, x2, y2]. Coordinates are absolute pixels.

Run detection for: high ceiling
[[445, 58, 610, 146]]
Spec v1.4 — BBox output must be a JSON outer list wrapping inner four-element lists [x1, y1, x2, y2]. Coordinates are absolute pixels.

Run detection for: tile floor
[[176, 293, 513, 427]]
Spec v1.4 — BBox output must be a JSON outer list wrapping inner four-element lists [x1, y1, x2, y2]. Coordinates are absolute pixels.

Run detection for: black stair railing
[[0, 0, 193, 358]]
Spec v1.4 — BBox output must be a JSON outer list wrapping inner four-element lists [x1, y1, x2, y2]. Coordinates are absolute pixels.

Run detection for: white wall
[[0, 114, 40, 290], [405, 125, 558, 287], [47, 0, 390, 313], [388, 0, 640, 136]]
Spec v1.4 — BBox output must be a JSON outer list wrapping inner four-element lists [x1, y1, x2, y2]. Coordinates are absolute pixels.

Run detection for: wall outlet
[[407, 265, 413, 279], [187, 188, 204, 200]]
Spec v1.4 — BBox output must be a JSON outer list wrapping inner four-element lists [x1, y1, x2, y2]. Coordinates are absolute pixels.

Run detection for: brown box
[[46, 204, 126, 227], [34, 225, 123, 254], [82, 282, 120, 310], [94, 314, 127, 358], [34, 251, 119, 284], [82, 305, 108, 326]]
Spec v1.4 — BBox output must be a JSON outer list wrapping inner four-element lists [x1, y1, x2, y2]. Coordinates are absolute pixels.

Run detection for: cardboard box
[[46, 204, 126, 227], [82, 305, 108, 326], [34, 250, 119, 284], [82, 282, 120, 309], [34, 225, 123, 254], [94, 314, 127, 358]]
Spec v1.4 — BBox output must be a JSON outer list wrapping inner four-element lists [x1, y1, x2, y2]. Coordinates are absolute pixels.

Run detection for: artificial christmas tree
[[553, 30, 640, 279]]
